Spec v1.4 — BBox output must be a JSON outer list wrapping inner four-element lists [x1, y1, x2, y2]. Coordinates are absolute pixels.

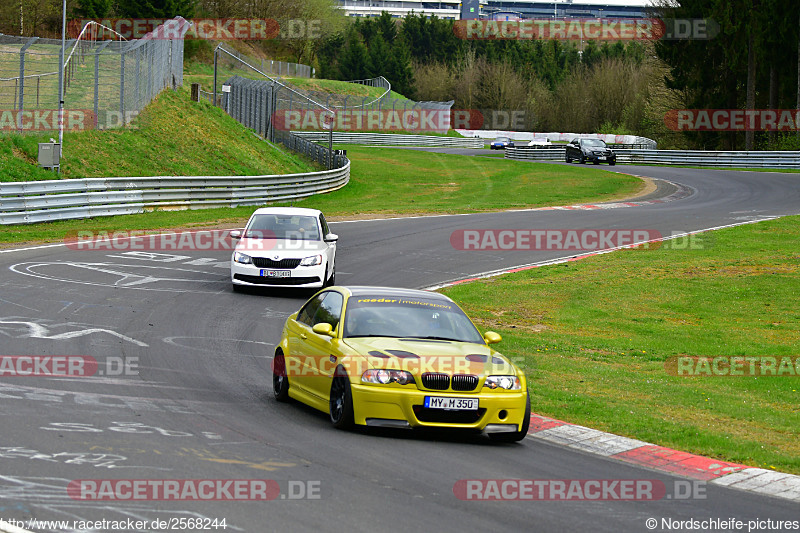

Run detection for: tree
[[115, 0, 196, 19], [654, 0, 800, 149], [368, 32, 389, 78], [375, 10, 397, 43], [74, 0, 111, 18], [385, 35, 414, 97], [0, 0, 64, 36], [338, 27, 371, 80]]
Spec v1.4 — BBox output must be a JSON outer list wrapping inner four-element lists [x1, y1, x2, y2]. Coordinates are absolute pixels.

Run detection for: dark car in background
[[490, 136, 514, 150], [565, 138, 616, 165]]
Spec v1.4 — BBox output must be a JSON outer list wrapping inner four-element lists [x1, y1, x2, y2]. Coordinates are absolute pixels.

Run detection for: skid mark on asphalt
[[0, 447, 170, 471], [81, 445, 297, 473], [0, 317, 148, 347], [162, 337, 273, 358], [9, 261, 227, 293], [0, 383, 198, 414]]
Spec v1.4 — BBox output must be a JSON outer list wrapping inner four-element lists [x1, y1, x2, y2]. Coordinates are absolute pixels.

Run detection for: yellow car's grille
[[421, 373, 479, 392], [422, 372, 449, 390], [451, 374, 479, 391]]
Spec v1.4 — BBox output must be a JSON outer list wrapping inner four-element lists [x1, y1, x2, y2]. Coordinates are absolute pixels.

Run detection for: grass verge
[[0, 145, 642, 245], [442, 215, 800, 473], [289, 145, 643, 216]]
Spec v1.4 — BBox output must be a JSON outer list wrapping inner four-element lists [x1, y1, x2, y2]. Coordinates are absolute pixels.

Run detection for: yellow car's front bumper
[[350, 383, 528, 432]]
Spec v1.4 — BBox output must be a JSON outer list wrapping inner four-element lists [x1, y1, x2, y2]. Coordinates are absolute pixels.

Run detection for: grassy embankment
[[443, 216, 800, 473]]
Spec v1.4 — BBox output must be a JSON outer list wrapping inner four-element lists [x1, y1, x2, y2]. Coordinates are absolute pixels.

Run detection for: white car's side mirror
[[229, 230, 242, 239], [325, 233, 339, 243]]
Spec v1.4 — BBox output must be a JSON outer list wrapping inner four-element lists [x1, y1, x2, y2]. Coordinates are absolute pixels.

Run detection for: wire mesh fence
[[0, 17, 188, 133], [220, 74, 343, 169], [209, 44, 453, 133], [211, 45, 313, 83]]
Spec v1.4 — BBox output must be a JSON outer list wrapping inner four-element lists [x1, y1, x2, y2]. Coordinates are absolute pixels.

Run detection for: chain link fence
[[208, 44, 453, 134], [210, 44, 341, 169], [298, 75, 454, 120], [220, 74, 343, 169], [0, 17, 189, 133], [210, 45, 312, 85]]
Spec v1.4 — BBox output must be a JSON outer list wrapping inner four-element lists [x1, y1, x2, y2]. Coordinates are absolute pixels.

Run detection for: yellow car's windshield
[[343, 296, 485, 344]]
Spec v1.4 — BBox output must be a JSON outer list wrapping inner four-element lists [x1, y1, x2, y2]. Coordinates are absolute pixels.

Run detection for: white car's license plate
[[261, 269, 290, 278], [424, 396, 479, 410]]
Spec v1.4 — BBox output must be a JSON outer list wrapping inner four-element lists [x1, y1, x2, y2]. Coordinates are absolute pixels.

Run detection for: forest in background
[[2, 0, 799, 149]]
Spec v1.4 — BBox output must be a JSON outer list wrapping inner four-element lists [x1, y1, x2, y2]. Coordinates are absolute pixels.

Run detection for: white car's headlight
[[233, 251, 252, 264], [484, 375, 521, 390], [362, 369, 415, 385], [300, 254, 322, 266]]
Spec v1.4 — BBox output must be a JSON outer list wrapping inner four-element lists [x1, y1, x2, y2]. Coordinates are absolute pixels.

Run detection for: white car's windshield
[[344, 296, 485, 344], [245, 214, 320, 240]]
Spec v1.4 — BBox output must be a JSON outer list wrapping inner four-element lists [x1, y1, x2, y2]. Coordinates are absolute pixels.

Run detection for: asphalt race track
[[1, 163, 798, 532]]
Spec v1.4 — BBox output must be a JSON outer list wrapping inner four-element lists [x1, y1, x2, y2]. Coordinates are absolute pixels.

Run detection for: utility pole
[[57, 0, 66, 173]]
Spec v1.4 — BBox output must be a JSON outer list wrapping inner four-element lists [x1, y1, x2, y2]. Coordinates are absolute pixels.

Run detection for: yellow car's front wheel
[[273, 350, 290, 402], [330, 369, 354, 430], [487, 393, 530, 443]]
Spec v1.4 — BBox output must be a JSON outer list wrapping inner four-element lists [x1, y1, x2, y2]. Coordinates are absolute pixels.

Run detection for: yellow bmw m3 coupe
[[273, 286, 531, 441]]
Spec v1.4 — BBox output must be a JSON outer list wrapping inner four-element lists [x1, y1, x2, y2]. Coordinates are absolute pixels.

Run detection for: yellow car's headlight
[[362, 369, 415, 386], [484, 375, 521, 390]]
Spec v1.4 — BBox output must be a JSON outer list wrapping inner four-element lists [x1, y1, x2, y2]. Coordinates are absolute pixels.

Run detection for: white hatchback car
[[230, 207, 337, 290]]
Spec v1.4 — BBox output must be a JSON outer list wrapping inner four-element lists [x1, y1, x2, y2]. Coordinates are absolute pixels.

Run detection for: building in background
[[339, 0, 652, 20]]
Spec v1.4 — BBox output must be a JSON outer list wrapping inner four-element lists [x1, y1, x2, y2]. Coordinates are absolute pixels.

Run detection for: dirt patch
[[472, 316, 548, 333], [12, 146, 36, 165]]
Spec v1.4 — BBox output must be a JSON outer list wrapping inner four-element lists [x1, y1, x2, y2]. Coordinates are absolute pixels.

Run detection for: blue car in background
[[490, 136, 514, 150]]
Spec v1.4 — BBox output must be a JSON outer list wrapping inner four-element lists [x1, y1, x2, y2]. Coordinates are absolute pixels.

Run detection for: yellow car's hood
[[342, 337, 516, 377]]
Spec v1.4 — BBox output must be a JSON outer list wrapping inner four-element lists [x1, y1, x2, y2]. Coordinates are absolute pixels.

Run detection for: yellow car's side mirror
[[312, 322, 336, 337], [484, 331, 502, 344]]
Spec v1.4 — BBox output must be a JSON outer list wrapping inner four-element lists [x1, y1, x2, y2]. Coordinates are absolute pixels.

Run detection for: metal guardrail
[[616, 149, 800, 168], [505, 146, 566, 160], [0, 162, 350, 225], [505, 146, 800, 169], [459, 130, 658, 148], [292, 132, 485, 148]]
